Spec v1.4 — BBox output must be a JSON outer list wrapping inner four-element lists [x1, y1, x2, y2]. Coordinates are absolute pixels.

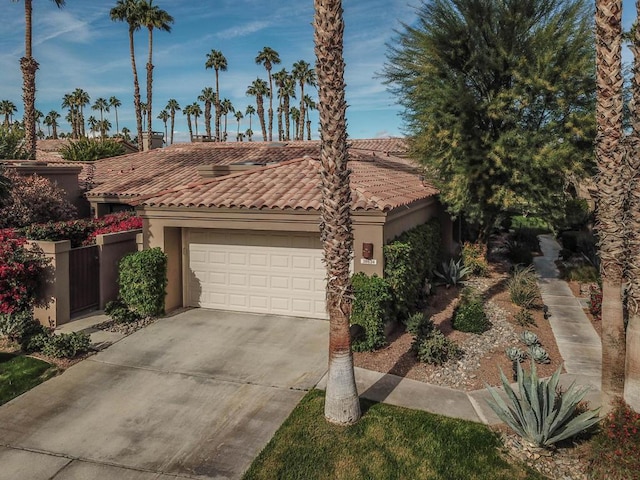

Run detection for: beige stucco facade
[[136, 198, 452, 313]]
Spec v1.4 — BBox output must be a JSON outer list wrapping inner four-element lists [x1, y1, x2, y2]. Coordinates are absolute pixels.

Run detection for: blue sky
[[0, 0, 417, 143]]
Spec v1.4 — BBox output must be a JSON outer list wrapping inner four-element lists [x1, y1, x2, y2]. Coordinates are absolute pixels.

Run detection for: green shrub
[[413, 330, 461, 365], [383, 219, 441, 317], [0, 310, 46, 345], [511, 216, 549, 230], [452, 289, 489, 333], [507, 242, 533, 266], [560, 264, 598, 283], [0, 125, 29, 160], [507, 265, 539, 308], [561, 198, 592, 231], [514, 308, 535, 326], [461, 242, 489, 277], [350, 273, 393, 352], [59, 138, 125, 161], [104, 300, 143, 324], [40, 332, 91, 358], [118, 248, 167, 317], [486, 362, 600, 448], [404, 311, 434, 338], [511, 228, 541, 253]]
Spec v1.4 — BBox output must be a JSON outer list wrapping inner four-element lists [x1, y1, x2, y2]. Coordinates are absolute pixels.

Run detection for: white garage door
[[187, 229, 327, 319]]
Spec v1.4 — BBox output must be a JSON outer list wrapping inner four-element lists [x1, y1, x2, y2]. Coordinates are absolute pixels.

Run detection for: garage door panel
[[188, 230, 327, 319]]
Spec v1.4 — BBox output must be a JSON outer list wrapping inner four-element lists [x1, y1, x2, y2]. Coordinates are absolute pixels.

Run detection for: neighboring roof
[[137, 153, 437, 213]]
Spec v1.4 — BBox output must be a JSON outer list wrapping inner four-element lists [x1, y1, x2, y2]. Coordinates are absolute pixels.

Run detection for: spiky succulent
[[529, 345, 550, 364], [520, 330, 540, 347], [434, 258, 472, 287], [505, 346, 527, 363], [485, 362, 600, 448]]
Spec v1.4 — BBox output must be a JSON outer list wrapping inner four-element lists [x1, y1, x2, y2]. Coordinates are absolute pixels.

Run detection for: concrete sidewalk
[[318, 234, 603, 423]]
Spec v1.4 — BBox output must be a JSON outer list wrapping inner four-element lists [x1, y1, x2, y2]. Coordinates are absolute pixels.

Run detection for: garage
[[187, 229, 328, 319]]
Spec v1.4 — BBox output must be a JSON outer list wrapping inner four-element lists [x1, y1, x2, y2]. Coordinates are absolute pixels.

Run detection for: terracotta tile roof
[[137, 153, 437, 212], [87, 142, 323, 198]]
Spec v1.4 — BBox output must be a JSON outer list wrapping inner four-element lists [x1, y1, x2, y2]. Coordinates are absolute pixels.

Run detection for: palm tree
[[245, 128, 253, 142], [87, 115, 98, 137], [255, 47, 281, 141], [98, 119, 112, 138], [246, 78, 269, 141], [595, 0, 626, 408], [43, 113, 52, 138], [245, 104, 255, 134], [205, 49, 227, 141], [221, 98, 234, 141], [61, 93, 77, 138], [198, 87, 215, 139], [234, 110, 243, 141], [314, 0, 360, 424], [92, 97, 110, 138], [18, 0, 66, 158], [0, 100, 17, 128], [109, 96, 122, 134], [121, 126, 131, 141], [272, 69, 287, 141], [157, 109, 169, 145], [111, 0, 144, 151], [140, 101, 148, 131], [290, 106, 300, 140], [304, 95, 316, 141], [292, 60, 316, 141], [34, 109, 43, 137], [190, 102, 202, 137], [183, 103, 193, 140], [139, 0, 173, 135], [165, 98, 180, 144], [72, 88, 90, 138], [45, 110, 60, 139]]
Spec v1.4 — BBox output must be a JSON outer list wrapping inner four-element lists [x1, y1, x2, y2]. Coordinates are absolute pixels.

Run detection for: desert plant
[[404, 311, 434, 338], [350, 273, 393, 352], [514, 308, 535, 326], [452, 289, 489, 334], [528, 345, 550, 364], [118, 248, 168, 318], [505, 347, 527, 363], [507, 265, 539, 308], [461, 242, 489, 276], [485, 362, 600, 448], [413, 329, 461, 365], [520, 330, 540, 347], [434, 257, 471, 287]]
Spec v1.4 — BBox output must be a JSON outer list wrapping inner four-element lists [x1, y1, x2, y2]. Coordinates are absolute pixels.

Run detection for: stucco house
[[85, 139, 453, 319]]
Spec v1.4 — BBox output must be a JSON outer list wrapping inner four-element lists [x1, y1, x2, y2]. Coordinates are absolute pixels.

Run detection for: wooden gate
[[69, 245, 100, 315]]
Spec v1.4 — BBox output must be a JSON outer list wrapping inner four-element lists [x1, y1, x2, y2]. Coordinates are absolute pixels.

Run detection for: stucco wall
[[31, 240, 71, 327]]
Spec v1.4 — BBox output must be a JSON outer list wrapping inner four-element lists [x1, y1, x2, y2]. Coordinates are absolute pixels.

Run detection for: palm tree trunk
[[22, 0, 38, 160], [298, 86, 305, 141], [205, 101, 212, 138], [315, 0, 360, 425], [257, 97, 267, 141], [284, 96, 291, 141], [146, 27, 154, 135], [170, 112, 175, 144], [129, 27, 143, 151], [268, 72, 274, 141], [595, 0, 626, 408], [115, 107, 120, 134], [215, 73, 221, 142]]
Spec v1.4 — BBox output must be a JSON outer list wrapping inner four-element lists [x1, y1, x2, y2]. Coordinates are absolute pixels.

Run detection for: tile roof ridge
[[131, 156, 314, 206]]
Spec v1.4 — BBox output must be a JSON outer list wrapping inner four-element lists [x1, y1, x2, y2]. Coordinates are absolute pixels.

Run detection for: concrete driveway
[[0, 309, 329, 480]]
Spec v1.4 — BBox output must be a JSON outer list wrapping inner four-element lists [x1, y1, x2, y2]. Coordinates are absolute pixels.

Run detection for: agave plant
[[505, 346, 527, 363], [486, 362, 600, 448], [520, 330, 540, 347], [434, 258, 472, 288], [529, 345, 550, 364]]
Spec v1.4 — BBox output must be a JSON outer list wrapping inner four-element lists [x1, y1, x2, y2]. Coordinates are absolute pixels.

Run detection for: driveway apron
[[0, 309, 328, 480]]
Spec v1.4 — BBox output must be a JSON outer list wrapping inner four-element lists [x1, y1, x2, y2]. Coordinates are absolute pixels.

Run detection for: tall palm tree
[[0, 100, 17, 128], [92, 97, 110, 138], [183, 103, 193, 140], [45, 110, 60, 139], [190, 102, 202, 137], [314, 0, 360, 424], [43, 113, 52, 138], [87, 115, 98, 137], [245, 128, 253, 142], [205, 49, 227, 141], [234, 110, 243, 141], [72, 88, 90, 138], [245, 104, 255, 134], [61, 93, 76, 138], [34, 109, 43, 137], [157, 109, 169, 145], [17, 0, 66, 158], [140, 0, 173, 135], [595, 0, 626, 408], [165, 98, 180, 144], [292, 60, 316, 141], [140, 101, 148, 130], [281, 72, 296, 140], [304, 95, 316, 141], [109, 96, 122, 134], [221, 98, 234, 141], [289, 106, 300, 140], [98, 118, 112, 138], [246, 78, 269, 141], [121, 126, 131, 141], [198, 87, 215, 139], [255, 47, 281, 142], [273, 69, 287, 141], [111, 0, 144, 151]]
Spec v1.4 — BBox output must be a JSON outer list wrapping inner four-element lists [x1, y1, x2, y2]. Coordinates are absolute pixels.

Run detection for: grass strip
[[0, 352, 57, 406]]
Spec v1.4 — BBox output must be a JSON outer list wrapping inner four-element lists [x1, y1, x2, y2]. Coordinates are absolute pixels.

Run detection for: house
[[86, 139, 453, 319]]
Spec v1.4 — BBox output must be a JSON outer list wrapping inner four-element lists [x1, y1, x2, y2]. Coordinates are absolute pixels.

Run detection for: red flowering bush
[[588, 398, 640, 479], [0, 171, 76, 228], [0, 229, 51, 314], [82, 212, 142, 246], [589, 284, 602, 320]]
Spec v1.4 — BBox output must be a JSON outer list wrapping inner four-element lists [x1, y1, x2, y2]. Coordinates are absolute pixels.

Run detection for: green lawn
[[0, 352, 57, 406], [243, 389, 545, 480]]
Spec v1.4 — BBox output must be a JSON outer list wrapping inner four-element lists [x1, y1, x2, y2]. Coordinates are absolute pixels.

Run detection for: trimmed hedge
[[383, 219, 441, 318], [118, 248, 167, 317], [350, 273, 393, 352]]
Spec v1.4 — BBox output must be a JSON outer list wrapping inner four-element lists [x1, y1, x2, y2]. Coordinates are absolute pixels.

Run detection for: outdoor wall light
[[362, 242, 374, 260]]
